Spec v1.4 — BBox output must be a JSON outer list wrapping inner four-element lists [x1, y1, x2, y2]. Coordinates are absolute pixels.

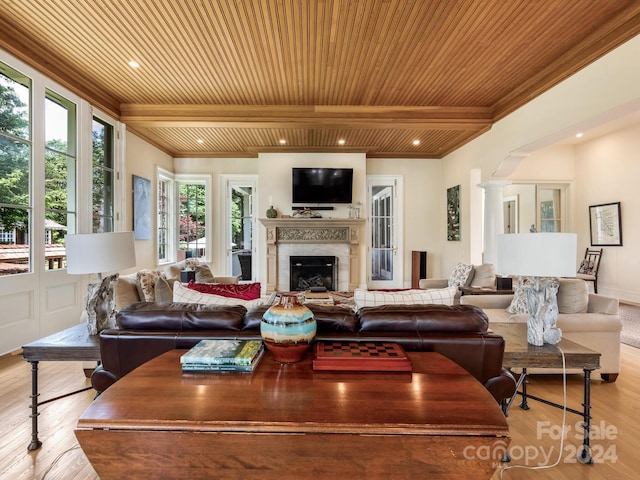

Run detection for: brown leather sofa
[[92, 302, 516, 406]]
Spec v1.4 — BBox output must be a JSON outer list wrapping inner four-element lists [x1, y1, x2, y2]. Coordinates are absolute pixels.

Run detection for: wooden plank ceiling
[[1, 0, 639, 158]]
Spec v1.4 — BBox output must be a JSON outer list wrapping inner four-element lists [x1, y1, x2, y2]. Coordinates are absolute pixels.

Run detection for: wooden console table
[[22, 323, 100, 451], [76, 349, 508, 479]]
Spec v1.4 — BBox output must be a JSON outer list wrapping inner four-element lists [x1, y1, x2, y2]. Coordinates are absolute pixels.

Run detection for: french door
[[224, 176, 256, 281], [367, 175, 403, 289]]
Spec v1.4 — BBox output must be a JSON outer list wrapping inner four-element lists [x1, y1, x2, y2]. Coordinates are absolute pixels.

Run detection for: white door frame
[[366, 175, 404, 289], [221, 175, 257, 280]]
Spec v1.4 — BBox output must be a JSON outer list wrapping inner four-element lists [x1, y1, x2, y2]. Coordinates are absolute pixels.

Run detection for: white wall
[[438, 34, 640, 286], [258, 152, 367, 288], [574, 123, 640, 302], [124, 132, 175, 272], [367, 158, 443, 279]]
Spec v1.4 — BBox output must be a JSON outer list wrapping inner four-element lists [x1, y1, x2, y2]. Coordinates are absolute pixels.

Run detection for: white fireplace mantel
[[259, 218, 366, 292]]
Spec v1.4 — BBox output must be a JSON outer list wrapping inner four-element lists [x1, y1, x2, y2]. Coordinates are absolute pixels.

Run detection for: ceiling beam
[[120, 104, 493, 130]]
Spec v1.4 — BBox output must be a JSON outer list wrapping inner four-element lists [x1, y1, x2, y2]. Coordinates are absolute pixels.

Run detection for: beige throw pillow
[[154, 274, 176, 303], [557, 278, 589, 314], [469, 263, 496, 288], [194, 264, 216, 283], [114, 273, 141, 310]]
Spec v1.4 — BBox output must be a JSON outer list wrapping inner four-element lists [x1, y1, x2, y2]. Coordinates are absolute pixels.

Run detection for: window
[[44, 90, 77, 270], [0, 62, 32, 276], [157, 169, 174, 263], [538, 186, 564, 232], [92, 117, 114, 233], [178, 180, 207, 259], [502, 183, 568, 233]]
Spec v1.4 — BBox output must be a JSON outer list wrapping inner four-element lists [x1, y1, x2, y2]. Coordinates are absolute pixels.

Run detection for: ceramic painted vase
[[260, 293, 316, 363]]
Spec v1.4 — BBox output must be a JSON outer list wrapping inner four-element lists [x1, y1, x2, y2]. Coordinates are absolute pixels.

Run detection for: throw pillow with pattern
[[448, 263, 473, 288], [187, 281, 261, 300], [136, 269, 161, 302], [353, 286, 457, 311], [173, 282, 264, 308]]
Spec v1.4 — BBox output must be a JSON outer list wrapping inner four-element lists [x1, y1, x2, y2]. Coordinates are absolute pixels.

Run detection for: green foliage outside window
[[0, 73, 30, 239], [179, 183, 206, 250]]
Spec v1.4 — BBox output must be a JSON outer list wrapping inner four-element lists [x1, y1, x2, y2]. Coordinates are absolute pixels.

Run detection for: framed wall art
[[447, 185, 461, 241], [589, 202, 622, 246], [133, 175, 151, 240]]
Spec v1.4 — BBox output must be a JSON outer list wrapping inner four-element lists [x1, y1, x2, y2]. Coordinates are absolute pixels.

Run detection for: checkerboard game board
[[312, 341, 413, 372]]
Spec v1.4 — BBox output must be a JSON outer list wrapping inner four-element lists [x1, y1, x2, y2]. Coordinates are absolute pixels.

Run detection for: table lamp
[[65, 232, 136, 334], [497, 233, 577, 346]]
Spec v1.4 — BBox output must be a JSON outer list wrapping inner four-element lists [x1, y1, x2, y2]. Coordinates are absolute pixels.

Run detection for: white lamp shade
[[65, 232, 136, 275], [497, 233, 577, 278]]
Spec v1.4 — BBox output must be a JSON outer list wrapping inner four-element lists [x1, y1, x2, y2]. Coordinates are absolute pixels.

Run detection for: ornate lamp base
[[524, 277, 562, 346]]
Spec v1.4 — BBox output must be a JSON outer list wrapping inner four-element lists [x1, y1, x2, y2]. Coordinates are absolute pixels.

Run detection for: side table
[[21, 323, 100, 451], [459, 286, 514, 295], [491, 322, 601, 464]]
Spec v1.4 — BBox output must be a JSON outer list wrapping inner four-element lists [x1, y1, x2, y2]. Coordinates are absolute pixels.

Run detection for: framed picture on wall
[[133, 175, 151, 240], [447, 185, 461, 241], [589, 202, 622, 246]]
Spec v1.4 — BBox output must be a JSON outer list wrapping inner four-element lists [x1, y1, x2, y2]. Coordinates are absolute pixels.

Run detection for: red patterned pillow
[[187, 281, 261, 300]]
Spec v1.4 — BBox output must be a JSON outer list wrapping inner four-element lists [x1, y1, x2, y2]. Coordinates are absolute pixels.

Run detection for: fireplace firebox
[[289, 256, 337, 291]]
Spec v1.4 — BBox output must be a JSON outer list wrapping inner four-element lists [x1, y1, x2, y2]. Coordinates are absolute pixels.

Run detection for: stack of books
[[180, 339, 264, 373], [304, 290, 334, 305]]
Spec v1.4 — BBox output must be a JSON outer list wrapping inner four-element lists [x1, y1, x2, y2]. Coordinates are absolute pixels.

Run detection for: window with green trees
[[179, 183, 206, 258], [157, 172, 174, 263], [92, 117, 114, 233], [0, 62, 31, 275], [45, 90, 77, 260]]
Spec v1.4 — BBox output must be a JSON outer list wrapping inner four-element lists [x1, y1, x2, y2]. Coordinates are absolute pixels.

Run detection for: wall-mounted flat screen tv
[[292, 167, 354, 204]]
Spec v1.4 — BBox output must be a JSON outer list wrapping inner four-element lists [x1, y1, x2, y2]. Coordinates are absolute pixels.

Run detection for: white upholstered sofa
[[459, 277, 622, 382]]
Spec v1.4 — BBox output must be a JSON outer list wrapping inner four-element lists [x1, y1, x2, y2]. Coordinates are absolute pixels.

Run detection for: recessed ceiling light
[[576, 133, 583, 138], [413, 139, 420, 145], [279, 139, 287, 144], [338, 139, 346, 145], [196, 139, 204, 144], [128, 60, 140, 68]]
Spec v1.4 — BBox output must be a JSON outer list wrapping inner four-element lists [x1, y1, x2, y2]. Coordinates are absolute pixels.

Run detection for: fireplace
[[260, 217, 365, 293], [289, 256, 337, 291]]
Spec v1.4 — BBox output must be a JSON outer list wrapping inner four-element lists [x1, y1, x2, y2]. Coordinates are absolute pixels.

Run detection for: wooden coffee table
[[490, 323, 601, 464], [76, 349, 509, 479]]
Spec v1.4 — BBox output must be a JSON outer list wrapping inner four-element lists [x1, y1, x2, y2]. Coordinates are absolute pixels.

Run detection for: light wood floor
[[1, 345, 638, 480]]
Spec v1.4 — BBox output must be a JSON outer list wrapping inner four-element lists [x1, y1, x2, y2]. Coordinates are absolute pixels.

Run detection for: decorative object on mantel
[[497, 233, 576, 346], [65, 232, 137, 334], [266, 205, 278, 218], [292, 207, 321, 218], [260, 293, 316, 363], [348, 201, 362, 219]]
